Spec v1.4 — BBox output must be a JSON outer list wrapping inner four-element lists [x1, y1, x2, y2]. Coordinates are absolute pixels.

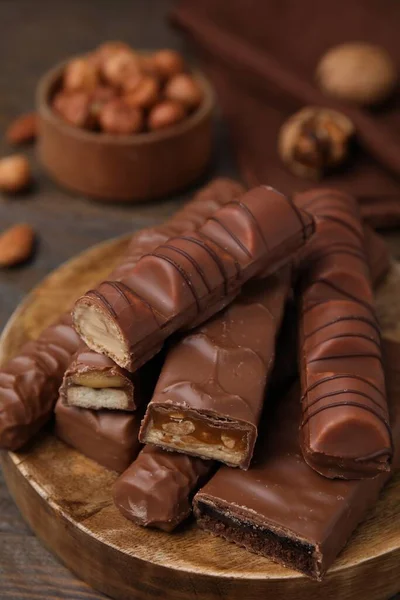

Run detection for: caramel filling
[[145, 407, 249, 466], [71, 372, 126, 389]]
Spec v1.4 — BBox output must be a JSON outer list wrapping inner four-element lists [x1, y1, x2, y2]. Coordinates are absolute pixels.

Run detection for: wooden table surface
[[0, 1, 399, 598]]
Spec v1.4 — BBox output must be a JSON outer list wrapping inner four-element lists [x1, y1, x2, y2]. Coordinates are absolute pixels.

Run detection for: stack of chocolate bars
[[0, 178, 398, 581]]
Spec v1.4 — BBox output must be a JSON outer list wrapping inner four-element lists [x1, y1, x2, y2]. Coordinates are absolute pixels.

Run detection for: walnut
[[278, 107, 355, 179], [316, 43, 397, 106]]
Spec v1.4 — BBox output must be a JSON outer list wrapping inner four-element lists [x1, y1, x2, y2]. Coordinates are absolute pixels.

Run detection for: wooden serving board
[[1, 236, 400, 600]]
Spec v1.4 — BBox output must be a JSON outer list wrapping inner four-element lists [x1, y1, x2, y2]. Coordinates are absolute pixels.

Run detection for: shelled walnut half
[[278, 107, 355, 179]]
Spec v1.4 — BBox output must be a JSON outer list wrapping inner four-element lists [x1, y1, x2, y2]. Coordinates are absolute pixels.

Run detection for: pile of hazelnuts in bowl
[[51, 42, 204, 135]]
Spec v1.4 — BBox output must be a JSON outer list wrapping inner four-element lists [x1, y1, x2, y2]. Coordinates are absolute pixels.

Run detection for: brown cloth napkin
[[172, 0, 400, 229]]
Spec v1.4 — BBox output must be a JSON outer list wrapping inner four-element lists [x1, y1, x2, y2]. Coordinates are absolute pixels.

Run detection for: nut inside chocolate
[[142, 406, 250, 467], [73, 302, 130, 368]]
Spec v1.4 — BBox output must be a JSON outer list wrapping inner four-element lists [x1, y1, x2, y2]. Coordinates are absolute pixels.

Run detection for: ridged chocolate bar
[[295, 189, 392, 479], [73, 186, 314, 372], [0, 178, 244, 450], [139, 269, 291, 469], [194, 338, 400, 580], [113, 445, 213, 531], [55, 399, 141, 473], [363, 225, 391, 286], [0, 314, 81, 451]]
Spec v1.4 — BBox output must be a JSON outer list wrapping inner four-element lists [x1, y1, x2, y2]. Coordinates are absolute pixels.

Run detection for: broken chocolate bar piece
[[194, 338, 400, 580], [140, 269, 291, 468], [55, 399, 141, 473], [113, 445, 212, 531], [60, 346, 136, 411], [73, 186, 314, 372], [295, 189, 392, 479], [0, 178, 244, 450]]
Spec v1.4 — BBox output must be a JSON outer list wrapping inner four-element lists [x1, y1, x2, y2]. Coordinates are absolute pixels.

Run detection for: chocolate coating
[[55, 399, 141, 473], [0, 314, 80, 451], [295, 189, 391, 478], [0, 178, 244, 451], [73, 186, 314, 372], [363, 225, 391, 286], [140, 269, 291, 468], [194, 338, 400, 580], [113, 445, 212, 531]]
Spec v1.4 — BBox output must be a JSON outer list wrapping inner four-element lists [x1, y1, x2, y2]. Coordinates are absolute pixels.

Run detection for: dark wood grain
[[0, 0, 399, 598]]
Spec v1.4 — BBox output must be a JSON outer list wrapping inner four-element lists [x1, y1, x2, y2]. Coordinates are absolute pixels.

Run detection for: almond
[[0, 154, 32, 193], [6, 112, 37, 145], [0, 224, 35, 267]]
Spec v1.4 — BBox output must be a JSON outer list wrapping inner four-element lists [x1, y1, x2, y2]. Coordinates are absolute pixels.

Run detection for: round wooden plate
[[1, 236, 400, 600]]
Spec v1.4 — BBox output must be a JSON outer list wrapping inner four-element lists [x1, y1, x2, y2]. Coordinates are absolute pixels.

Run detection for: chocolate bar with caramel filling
[[139, 269, 291, 469], [194, 338, 400, 580], [72, 186, 314, 372], [295, 189, 392, 479], [60, 346, 137, 411]]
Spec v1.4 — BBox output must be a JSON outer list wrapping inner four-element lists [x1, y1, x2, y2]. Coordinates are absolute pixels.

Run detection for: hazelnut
[[101, 50, 141, 87], [221, 434, 236, 449], [164, 74, 203, 109], [90, 41, 132, 67], [6, 112, 37, 145], [0, 223, 35, 267], [139, 54, 158, 77], [148, 100, 186, 131], [89, 86, 117, 118], [99, 99, 143, 134], [124, 76, 160, 108], [123, 70, 146, 93], [53, 91, 93, 128], [316, 43, 397, 106], [152, 49, 185, 79], [168, 412, 186, 420], [0, 155, 32, 193], [64, 58, 99, 92], [161, 420, 195, 435], [278, 107, 355, 179]]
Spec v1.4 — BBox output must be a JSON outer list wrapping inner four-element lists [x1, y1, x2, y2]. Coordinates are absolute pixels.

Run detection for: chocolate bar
[[363, 225, 391, 286], [113, 445, 213, 531], [139, 269, 291, 469], [73, 186, 314, 372], [0, 178, 244, 450], [59, 345, 137, 411], [295, 189, 392, 478], [55, 399, 141, 473], [194, 338, 400, 580], [0, 314, 81, 451]]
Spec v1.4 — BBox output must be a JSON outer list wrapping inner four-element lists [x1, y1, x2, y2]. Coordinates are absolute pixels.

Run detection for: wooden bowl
[[36, 60, 214, 202], [1, 236, 400, 600]]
